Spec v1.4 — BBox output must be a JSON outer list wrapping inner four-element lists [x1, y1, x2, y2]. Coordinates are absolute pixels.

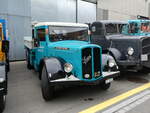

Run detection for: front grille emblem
[[83, 55, 92, 65]]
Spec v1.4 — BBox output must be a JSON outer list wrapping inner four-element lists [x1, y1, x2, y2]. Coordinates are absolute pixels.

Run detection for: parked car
[[24, 22, 119, 101], [91, 20, 150, 72], [0, 19, 9, 113]]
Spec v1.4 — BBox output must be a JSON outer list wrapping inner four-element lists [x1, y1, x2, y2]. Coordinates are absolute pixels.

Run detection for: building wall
[[31, 0, 96, 23], [78, 0, 96, 23], [31, 0, 76, 22], [97, 0, 148, 21], [0, 0, 31, 60]]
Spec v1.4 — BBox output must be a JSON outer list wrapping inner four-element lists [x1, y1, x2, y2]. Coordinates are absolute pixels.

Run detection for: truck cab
[[24, 22, 119, 101], [0, 19, 9, 113], [91, 20, 150, 72]]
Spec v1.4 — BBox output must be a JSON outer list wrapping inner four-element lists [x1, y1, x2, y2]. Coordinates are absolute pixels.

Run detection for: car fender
[[108, 48, 121, 61], [102, 54, 118, 71], [40, 58, 66, 81]]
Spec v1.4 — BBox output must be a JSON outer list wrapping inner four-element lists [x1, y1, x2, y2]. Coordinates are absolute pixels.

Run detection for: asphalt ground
[[3, 61, 150, 113]]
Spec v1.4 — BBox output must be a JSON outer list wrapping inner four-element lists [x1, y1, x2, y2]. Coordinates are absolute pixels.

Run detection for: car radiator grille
[[82, 47, 101, 79], [142, 37, 150, 54]]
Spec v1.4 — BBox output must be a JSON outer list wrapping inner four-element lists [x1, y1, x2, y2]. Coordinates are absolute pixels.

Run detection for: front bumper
[[49, 71, 120, 85]]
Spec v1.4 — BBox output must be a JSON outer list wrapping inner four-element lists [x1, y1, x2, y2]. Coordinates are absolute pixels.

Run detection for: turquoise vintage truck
[[0, 19, 9, 113], [122, 19, 150, 36], [24, 22, 119, 101]]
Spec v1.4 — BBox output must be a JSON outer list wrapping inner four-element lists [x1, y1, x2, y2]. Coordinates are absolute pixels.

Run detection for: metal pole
[[76, 0, 78, 23]]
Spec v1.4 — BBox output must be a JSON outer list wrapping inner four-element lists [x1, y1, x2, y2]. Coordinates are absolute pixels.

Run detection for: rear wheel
[[0, 95, 6, 113], [41, 65, 54, 101], [26, 50, 33, 70], [99, 81, 111, 90]]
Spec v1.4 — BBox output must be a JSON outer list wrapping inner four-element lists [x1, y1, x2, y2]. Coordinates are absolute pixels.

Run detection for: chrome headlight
[[64, 63, 73, 73], [127, 47, 134, 56], [108, 59, 116, 68]]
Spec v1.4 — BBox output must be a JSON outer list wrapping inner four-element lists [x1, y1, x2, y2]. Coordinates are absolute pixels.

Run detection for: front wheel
[[0, 95, 6, 113], [41, 65, 54, 101], [99, 81, 111, 90]]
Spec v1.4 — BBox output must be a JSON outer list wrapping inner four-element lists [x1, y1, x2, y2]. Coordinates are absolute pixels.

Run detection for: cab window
[[105, 24, 118, 35], [118, 24, 126, 33], [141, 22, 150, 33], [37, 29, 45, 41]]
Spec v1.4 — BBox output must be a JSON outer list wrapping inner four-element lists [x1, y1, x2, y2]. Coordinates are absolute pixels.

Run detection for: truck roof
[[128, 20, 150, 23], [34, 22, 89, 28]]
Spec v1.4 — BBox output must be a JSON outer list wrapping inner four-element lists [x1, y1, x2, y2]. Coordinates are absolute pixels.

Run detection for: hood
[[107, 34, 146, 40], [48, 40, 100, 50]]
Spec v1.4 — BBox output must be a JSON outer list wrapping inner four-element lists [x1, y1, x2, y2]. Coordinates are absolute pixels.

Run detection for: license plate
[[141, 54, 148, 61], [105, 78, 113, 84]]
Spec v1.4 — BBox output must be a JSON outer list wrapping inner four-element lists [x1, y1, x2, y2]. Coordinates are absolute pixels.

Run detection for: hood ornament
[[83, 55, 92, 65]]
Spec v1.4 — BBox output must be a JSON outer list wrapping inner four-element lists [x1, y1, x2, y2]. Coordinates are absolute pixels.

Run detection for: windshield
[[128, 22, 139, 33], [49, 26, 88, 42], [140, 22, 150, 33], [105, 23, 125, 35]]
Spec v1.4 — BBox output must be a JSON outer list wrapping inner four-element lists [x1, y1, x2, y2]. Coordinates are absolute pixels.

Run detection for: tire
[[26, 50, 33, 70], [99, 81, 111, 90], [0, 95, 6, 113], [41, 65, 54, 101]]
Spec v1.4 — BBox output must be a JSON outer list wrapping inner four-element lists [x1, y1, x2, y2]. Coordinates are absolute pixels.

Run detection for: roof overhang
[[81, 0, 97, 4]]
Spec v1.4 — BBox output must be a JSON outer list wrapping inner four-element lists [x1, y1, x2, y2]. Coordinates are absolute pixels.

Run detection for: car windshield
[[49, 26, 88, 42], [128, 22, 139, 33], [140, 22, 150, 33]]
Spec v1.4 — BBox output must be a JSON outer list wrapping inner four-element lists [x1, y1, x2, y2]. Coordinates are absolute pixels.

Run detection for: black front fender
[[42, 58, 66, 81], [102, 54, 118, 71], [109, 48, 121, 61]]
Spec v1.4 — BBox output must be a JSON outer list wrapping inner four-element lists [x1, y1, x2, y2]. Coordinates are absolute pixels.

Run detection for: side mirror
[[2, 40, 9, 53]]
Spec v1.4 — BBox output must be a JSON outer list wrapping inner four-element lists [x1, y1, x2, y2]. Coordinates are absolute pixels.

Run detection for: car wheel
[[41, 65, 54, 101], [26, 50, 33, 70], [0, 95, 6, 113], [100, 81, 111, 90]]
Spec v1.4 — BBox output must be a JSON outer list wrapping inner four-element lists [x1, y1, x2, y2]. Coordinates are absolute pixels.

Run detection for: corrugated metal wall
[[0, 0, 31, 60], [78, 0, 96, 23], [31, 0, 96, 23], [31, 0, 76, 22]]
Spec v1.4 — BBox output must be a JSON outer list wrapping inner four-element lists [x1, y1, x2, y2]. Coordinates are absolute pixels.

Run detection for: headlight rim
[[64, 63, 73, 73], [127, 47, 134, 56]]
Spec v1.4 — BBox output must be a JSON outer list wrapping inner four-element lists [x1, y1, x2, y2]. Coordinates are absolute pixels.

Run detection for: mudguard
[[102, 54, 118, 71], [108, 48, 121, 61], [43, 58, 66, 81]]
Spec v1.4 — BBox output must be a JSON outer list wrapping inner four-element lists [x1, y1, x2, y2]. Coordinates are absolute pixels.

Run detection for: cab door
[[34, 27, 46, 70]]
